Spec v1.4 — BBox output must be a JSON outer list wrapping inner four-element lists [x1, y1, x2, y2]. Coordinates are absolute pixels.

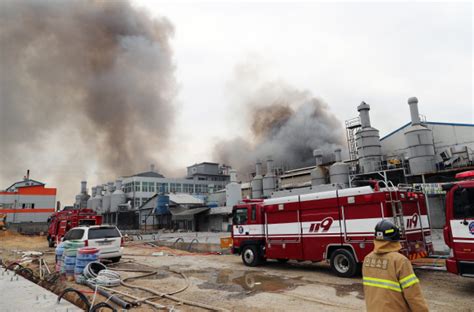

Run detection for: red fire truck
[[442, 170, 474, 277], [47, 208, 102, 247], [231, 183, 433, 277]]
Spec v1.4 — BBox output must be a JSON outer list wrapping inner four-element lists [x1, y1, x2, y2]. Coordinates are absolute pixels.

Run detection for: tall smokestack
[[408, 97, 421, 125], [230, 170, 237, 183], [251, 160, 264, 199], [313, 149, 323, 166], [334, 148, 342, 162], [255, 160, 262, 176], [81, 181, 87, 194], [266, 157, 273, 174], [357, 102, 371, 128]]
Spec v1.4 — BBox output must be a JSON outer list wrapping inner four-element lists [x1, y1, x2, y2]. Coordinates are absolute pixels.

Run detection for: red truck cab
[[47, 208, 102, 247], [443, 171, 474, 277]]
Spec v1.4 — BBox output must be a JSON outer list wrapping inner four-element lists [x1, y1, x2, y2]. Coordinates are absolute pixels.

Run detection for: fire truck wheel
[[47, 236, 55, 248], [242, 245, 261, 267], [330, 249, 357, 277]]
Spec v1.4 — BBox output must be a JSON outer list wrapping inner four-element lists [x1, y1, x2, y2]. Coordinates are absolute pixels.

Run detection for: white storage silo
[[251, 160, 263, 199], [330, 149, 349, 187], [111, 180, 126, 212], [226, 170, 242, 208], [263, 157, 276, 197], [311, 150, 326, 186], [355, 102, 382, 173], [102, 182, 114, 212], [404, 97, 436, 174]]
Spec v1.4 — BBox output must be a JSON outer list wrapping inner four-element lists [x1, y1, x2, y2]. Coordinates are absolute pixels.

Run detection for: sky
[[133, 0, 473, 168], [1, 1, 472, 205]]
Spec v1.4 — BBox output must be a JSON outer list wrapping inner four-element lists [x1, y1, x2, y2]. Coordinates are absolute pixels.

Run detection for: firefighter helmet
[[374, 219, 400, 241]]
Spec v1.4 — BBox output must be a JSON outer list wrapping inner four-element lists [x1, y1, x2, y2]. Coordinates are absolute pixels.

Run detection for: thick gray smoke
[[0, 0, 176, 202], [214, 78, 345, 177]]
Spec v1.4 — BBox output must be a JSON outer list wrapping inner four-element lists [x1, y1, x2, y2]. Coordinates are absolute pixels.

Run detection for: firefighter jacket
[[362, 240, 429, 312]]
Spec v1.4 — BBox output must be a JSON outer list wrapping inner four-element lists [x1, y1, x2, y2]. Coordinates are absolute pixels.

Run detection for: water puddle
[[194, 269, 305, 295], [186, 267, 363, 299]]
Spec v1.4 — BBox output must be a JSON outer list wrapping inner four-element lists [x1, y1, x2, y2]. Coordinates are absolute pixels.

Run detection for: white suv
[[63, 225, 124, 262]]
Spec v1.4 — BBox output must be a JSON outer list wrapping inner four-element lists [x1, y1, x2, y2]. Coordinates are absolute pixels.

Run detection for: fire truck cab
[[232, 184, 433, 277], [47, 208, 102, 247], [443, 170, 474, 277]]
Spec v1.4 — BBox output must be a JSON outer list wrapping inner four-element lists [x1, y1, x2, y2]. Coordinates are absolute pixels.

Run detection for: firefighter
[[362, 220, 429, 312]]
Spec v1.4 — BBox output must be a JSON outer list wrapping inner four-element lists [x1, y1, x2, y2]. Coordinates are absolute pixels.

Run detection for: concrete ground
[[1, 230, 470, 312], [0, 269, 80, 312]]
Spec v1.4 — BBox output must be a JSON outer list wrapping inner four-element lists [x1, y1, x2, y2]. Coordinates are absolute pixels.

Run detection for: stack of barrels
[[63, 240, 85, 279], [55, 242, 65, 272], [75, 247, 100, 282]]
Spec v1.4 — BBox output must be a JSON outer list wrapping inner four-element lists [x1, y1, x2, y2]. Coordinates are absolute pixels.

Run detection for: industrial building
[[246, 97, 473, 230], [137, 169, 242, 232], [69, 97, 472, 233], [74, 162, 231, 228], [0, 172, 57, 232]]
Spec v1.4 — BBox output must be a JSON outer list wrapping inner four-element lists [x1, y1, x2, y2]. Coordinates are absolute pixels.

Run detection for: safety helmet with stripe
[[374, 219, 400, 241]]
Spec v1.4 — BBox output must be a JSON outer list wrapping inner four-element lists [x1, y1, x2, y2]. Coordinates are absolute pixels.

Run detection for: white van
[[63, 225, 123, 262]]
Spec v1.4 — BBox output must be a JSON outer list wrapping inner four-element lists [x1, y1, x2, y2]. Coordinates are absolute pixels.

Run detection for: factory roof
[[5, 179, 45, 192], [169, 193, 204, 205], [380, 121, 474, 141], [125, 171, 165, 178]]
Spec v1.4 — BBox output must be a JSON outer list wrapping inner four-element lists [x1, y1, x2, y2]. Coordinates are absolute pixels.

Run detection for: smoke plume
[[214, 64, 345, 177], [0, 1, 176, 202]]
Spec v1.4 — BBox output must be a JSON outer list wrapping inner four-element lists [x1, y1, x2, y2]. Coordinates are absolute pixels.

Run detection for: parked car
[[62, 225, 124, 262]]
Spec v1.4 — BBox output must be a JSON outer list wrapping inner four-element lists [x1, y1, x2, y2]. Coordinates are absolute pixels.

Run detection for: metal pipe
[[408, 96, 421, 125], [334, 149, 342, 162], [85, 281, 132, 309], [313, 149, 323, 166], [255, 160, 262, 176], [357, 101, 371, 128]]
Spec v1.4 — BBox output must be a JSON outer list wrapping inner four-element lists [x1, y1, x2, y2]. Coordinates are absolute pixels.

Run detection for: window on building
[[134, 197, 140, 208], [149, 182, 155, 193], [170, 183, 182, 193], [22, 203, 26, 209], [134, 181, 141, 192], [183, 184, 194, 193], [142, 182, 149, 192]]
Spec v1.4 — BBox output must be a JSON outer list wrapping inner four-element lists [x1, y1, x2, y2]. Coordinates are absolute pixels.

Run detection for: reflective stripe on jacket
[[362, 241, 429, 312]]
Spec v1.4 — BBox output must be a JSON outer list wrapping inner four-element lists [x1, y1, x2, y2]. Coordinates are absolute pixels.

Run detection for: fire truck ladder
[[381, 181, 406, 239]]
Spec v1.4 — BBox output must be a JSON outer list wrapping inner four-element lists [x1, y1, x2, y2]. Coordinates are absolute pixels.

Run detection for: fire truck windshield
[[453, 188, 474, 219], [233, 208, 248, 225]]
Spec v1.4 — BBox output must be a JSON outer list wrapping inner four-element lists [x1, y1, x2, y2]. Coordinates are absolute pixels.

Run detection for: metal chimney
[[334, 148, 342, 162], [256, 161, 262, 176], [330, 148, 349, 187], [150, 164, 155, 172], [311, 150, 326, 186], [358, 101, 371, 128], [230, 170, 237, 183], [313, 149, 323, 166], [263, 156, 276, 197], [408, 97, 421, 125], [251, 160, 263, 199], [81, 181, 87, 194]]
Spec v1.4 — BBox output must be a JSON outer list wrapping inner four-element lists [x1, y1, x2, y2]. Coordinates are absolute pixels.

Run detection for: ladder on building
[[345, 117, 361, 162]]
